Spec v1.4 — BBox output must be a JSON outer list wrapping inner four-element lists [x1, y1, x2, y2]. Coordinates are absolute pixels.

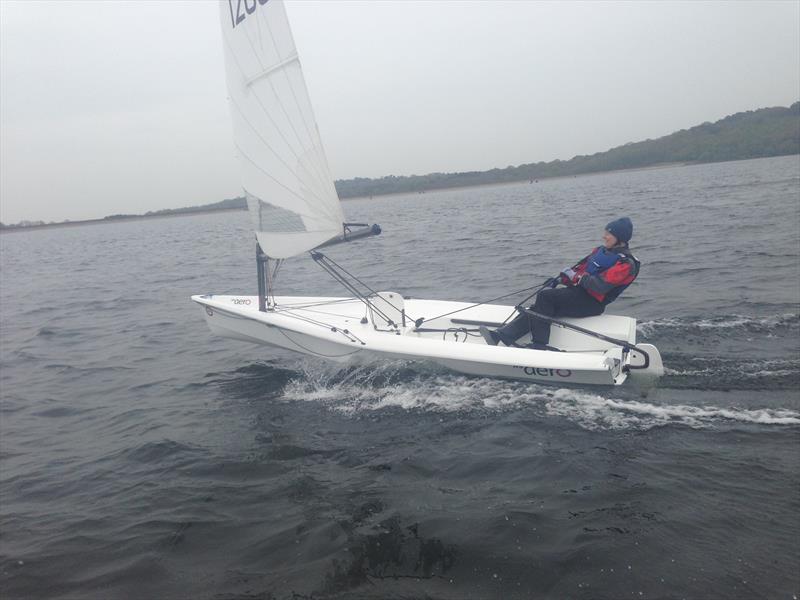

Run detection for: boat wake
[[276, 358, 800, 431], [660, 355, 799, 390], [542, 389, 800, 430], [638, 312, 799, 338]]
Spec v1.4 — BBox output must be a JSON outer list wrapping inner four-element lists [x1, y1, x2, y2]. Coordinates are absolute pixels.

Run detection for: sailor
[[480, 217, 639, 350]]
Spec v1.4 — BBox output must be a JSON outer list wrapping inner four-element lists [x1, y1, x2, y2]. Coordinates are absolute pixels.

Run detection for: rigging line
[[315, 257, 398, 326], [269, 258, 283, 307], [276, 328, 362, 357], [313, 259, 381, 320], [276, 298, 361, 308], [229, 97, 331, 211], [224, 35, 335, 217], [266, 258, 281, 306], [259, 9, 338, 207], [317, 253, 420, 322], [418, 281, 552, 325], [272, 258, 283, 280], [314, 257, 397, 327], [266, 255, 275, 309], [308, 253, 403, 329], [277, 308, 348, 333], [271, 304, 358, 338], [250, 10, 336, 209], [202, 305, 350, 344], [281, 311, 360, 342], [266, 255, 273, 310], [266, 257, 275, 308], [274, 301, 362, 315], [277, 308, 339, 329], [314, 259, 364, 302], [277, 307, 366, 345], [319, 264, 402, 329], [280, 306, 369, 320], [491, 251, 599, 323], [499, 284, 549, 325]]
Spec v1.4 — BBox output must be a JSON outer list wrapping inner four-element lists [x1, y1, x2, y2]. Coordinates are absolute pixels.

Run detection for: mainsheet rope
[[400, 250, 594, 327], [415, 279, 556, 328]]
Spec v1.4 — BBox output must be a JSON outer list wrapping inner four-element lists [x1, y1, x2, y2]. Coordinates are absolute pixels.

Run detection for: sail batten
[[244, 53, 299, 87], [219, 0, 344, 259]]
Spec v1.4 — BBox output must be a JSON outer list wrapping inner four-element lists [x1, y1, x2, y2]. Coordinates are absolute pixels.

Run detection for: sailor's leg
[[494, 312, 532, 345], [552, 287, 605, 319], [491, 288, 604, 347], [529, 288, 559, 345], [528, 287, 605, 345]]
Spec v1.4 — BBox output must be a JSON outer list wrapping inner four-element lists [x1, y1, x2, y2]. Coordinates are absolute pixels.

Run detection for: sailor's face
[[603, 230, 618, 248]]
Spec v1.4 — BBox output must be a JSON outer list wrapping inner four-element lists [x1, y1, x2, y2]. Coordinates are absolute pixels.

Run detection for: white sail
[[219, 0, 344, 259]]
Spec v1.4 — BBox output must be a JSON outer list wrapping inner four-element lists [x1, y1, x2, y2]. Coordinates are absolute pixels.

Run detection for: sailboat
[[192, 0, 664, 387]]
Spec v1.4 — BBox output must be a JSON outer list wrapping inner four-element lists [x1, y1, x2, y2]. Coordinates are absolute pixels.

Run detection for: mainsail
[[219, 0, 345, 259]]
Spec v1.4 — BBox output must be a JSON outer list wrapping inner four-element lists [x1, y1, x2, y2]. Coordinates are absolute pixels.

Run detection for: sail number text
[[228, 0, 270, 29]]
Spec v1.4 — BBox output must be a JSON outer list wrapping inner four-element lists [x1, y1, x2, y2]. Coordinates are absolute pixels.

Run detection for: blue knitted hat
[[605, 217, 633, 243]]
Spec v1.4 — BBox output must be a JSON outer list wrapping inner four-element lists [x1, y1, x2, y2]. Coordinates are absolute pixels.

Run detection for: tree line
[[334, 102, 800, 198]]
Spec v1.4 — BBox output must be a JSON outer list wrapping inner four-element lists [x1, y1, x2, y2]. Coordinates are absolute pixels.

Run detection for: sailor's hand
[[560, 268, 577, 286]]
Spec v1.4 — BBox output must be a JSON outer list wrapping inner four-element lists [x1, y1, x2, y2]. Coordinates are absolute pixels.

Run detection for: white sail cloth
[[219, 0, 344, 259]]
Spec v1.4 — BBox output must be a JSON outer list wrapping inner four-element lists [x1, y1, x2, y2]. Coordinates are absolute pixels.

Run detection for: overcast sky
[[1, 0, 798, 223]]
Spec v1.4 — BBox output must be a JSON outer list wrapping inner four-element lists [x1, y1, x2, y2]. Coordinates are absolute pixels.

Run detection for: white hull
[[191, 294, 663, 387]]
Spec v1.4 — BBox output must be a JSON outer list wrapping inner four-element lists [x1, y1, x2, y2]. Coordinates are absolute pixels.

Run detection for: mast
[[256, 242, 269, 312]]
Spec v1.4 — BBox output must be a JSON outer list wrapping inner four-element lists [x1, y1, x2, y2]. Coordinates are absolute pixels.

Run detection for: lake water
[[1, 155, 799, 599]]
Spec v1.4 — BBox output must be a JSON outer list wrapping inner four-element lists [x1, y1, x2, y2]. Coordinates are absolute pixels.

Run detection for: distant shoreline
[[341, 160, 693, 201], [0, 207, 247, 233], [1, 154, 797, 234], [0, 160, 690, 233]]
